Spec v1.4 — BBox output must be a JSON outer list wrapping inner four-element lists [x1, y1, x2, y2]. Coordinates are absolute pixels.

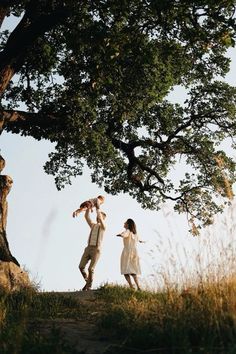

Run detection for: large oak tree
[[1, 0, 236, 236]]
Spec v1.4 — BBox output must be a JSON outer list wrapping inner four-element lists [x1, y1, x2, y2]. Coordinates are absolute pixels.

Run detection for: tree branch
[[0, 109, 65, 138], [111, 137, 165, 187], [0, 7, 8, 29], [0, 1, 22, 28], [0, 1, 72, 95]]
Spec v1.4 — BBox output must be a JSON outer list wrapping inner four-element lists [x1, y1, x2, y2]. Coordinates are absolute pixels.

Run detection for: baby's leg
[[73, 201, 93, 217], [80, 201, 92, 209]]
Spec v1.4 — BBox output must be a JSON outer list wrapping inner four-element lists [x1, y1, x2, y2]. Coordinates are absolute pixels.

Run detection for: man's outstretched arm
[[84, 209, 93, 228], [96, 209, 106, 230]]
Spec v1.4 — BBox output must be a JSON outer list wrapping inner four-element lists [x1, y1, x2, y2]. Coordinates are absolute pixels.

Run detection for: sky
[[1, 17, 236, 292]]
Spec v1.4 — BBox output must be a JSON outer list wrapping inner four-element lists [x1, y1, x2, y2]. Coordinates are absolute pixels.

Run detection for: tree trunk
[[0, 65, 15, 96], [0, 156, 19, 266], [0, 7, 8, 28], [0, 1, 71, 97]]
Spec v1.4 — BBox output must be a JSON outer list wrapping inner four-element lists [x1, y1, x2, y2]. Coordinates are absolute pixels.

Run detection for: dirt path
[[30, 290, 118, 354]]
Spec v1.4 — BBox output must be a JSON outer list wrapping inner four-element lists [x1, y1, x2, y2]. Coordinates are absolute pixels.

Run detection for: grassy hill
[[0, 280, 236, 354]]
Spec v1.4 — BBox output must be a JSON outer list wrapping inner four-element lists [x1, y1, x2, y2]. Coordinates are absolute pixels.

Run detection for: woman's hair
[[126, 218, 137, 234]]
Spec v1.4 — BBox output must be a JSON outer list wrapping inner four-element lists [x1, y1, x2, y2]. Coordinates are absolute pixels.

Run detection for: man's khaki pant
[[79, 245, 101, 287]]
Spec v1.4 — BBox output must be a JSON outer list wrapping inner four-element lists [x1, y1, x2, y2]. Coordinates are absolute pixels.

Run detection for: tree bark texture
[[0, 155, 19, 266], [0, 7, 8, 29]]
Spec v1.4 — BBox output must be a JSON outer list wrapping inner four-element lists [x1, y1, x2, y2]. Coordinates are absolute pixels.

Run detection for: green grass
[[0, 288, 85, 354], [0, 281, 236, 353]]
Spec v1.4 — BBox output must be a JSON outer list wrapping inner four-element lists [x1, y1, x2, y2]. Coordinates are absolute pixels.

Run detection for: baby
[[72, 195, 105, 217]]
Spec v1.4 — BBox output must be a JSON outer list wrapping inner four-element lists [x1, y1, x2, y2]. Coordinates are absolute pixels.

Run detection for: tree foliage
[[1, 0, 236, 234]]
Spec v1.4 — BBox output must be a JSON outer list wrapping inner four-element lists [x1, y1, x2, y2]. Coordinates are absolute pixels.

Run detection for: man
[[78, 207, 106, 291]]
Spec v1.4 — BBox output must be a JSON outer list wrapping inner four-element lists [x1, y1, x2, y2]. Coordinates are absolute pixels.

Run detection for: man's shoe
[[82, 284, 88, 291], [82, 283, 92, 291]]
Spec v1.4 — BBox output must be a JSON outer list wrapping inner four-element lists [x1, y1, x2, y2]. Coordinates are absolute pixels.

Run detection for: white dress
[[120, 230, 141, 275]]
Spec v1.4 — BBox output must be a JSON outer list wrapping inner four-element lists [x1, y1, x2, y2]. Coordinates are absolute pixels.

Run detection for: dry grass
[[98, 203, 236, 353], [1, 203, 236, 353]]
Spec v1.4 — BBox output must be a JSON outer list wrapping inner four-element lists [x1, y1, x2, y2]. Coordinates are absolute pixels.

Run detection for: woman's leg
[[131, 274, 141, 290], [124, 274, 134, 288]]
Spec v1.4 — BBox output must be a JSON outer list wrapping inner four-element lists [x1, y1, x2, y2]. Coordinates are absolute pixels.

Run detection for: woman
[[117, 218, 142, 290]]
